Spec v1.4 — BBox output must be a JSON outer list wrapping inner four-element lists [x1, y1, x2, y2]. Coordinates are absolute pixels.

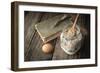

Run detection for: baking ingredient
[[42, 43, 54, 54], [66, 14, 79, 39], [60, 14, 83, 55]]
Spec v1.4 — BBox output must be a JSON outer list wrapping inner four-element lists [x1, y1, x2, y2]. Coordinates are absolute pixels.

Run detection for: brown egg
[[42, 43, 54, 54]]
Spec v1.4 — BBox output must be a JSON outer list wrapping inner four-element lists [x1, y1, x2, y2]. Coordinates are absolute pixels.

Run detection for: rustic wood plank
[[24, 13, 57, 61], [24, 13, 90, 61], [79, 14, 90, 59], [52, 14, 90, 60], [40, 12, 59, 21], [24, 12, 43, 60], [31, 32, 56, 61], [52, 37, 80, 60]]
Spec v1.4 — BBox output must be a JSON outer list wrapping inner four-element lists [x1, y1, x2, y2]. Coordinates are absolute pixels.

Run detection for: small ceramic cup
[[60, 25, 83, 55]]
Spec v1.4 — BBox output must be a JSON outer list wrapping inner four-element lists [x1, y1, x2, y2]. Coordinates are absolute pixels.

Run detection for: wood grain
[[24, 12, 90, 61], [24, 12, 42, 60], [52, 37, 80, 60], [24, 12, 57, 61]]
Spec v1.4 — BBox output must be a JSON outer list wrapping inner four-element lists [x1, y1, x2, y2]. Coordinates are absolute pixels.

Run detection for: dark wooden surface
[[24, 12, 90, 61]]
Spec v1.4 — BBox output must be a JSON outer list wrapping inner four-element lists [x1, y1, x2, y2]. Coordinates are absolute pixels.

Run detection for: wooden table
[[24, 12, 90, 61]]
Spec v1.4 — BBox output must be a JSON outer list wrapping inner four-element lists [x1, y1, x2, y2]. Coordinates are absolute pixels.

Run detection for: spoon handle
[[72, 14, 79, 28]]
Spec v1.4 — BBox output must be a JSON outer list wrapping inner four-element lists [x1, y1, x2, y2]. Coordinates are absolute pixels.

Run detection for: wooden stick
[[66, 14, 80, 38], [72, 14, 79, 29]]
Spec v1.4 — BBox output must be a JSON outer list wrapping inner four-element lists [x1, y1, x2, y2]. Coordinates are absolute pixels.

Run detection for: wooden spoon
[[66, 14, 79, 38]]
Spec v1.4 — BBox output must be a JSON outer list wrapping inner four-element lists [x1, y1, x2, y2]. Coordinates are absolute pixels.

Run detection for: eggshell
[[42, 43, 54, 54]]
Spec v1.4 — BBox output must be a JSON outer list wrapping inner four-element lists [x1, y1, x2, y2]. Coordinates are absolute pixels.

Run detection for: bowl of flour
[[60, 25, 83, 55]]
